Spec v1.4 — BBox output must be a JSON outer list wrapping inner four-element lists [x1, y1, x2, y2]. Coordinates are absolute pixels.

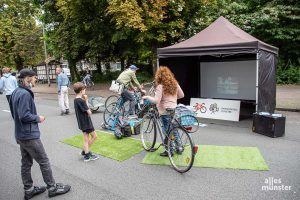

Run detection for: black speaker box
[[252, 113, 285, 138]]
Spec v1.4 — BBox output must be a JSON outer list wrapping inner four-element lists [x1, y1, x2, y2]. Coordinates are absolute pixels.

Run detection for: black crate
[[252, 113, 285, 138]]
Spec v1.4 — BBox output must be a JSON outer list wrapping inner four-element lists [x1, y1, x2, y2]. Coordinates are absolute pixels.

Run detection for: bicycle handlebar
[[142, 81, 155, 86]]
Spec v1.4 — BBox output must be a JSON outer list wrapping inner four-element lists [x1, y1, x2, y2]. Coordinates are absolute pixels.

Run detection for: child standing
[[73, 82, 99, 162]]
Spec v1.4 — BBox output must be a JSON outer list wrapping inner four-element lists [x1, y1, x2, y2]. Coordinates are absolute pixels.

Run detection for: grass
[[62, 131, 269, 170], [61, 130, 144, 161], [142, 145, 269, 171]]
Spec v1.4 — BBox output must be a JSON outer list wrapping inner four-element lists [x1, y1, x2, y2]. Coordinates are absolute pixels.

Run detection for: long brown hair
[[155, 66, 178, 95]]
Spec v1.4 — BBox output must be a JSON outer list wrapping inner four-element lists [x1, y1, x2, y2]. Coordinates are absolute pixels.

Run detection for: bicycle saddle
[[166, 108, 176, 115]]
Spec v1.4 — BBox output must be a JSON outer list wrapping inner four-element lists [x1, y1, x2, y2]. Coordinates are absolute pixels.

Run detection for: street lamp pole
[[42, 22, 51, 86]]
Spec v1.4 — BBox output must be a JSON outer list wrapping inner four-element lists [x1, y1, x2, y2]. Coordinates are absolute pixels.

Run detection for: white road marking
[[2, 110, 11, 113]]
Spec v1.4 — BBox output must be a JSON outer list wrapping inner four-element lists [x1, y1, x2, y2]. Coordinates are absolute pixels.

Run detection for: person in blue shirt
[[56, 67, 70, 116], [0, 67, 18, 103], [10, 68, 71, 199]]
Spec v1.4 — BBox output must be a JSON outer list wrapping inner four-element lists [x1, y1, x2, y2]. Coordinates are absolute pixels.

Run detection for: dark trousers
[[121, 89, 136, 115], [6, 95, 11, 103], [17, 139, 55, 190]]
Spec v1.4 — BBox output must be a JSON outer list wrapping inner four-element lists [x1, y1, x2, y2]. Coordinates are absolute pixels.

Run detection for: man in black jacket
[[10, 69, 71, 200]]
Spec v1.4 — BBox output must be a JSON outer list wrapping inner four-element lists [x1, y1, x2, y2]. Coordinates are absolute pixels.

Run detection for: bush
[[92, 70, 153, 83], [136, 71, 153, 83], [92, 71, 120, 83], [277, 61, 300, 84]]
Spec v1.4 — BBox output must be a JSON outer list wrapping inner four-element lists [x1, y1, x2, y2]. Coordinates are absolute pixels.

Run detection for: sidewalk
[[276, 84, 300, 111], [32, 82, 115, 97], [32, 83, 300, 111]]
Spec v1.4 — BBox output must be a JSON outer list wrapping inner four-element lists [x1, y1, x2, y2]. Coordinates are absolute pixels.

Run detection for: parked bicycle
[[82, 73, 94, 90], [140, 107, 198, 173]]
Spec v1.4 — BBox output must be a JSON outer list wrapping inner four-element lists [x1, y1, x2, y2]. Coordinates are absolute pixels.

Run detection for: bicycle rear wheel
[[105, 95, 119, 108], [140, 114, 156, 151], [167, 127, 195, 173]]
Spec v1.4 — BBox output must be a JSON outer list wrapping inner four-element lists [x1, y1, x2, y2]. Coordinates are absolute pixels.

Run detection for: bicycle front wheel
[[140, 114, 156, 151], [103, 102, 124, 127], [167, 127, 195, 173]]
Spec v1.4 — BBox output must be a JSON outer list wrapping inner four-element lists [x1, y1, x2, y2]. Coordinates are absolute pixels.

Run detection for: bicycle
[[82, 74, 94, 90], [103, 96, 127, 128], [140, 107, 198, 173], [103, 90, 154, 128], [104, 81, 155, 108]]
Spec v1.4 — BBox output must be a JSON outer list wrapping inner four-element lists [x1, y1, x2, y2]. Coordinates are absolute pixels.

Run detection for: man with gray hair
[[116, 64, 143, 116], [56, 67, 70, 116], [10, 69, 71, 199]]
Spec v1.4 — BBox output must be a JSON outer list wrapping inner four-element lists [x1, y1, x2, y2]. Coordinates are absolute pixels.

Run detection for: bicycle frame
[[147, 109, 181, 151], [141, 107, 198, 173]]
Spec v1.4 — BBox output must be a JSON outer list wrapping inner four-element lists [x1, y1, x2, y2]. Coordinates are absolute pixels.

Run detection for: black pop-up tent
[[157, 16, 278, 114]]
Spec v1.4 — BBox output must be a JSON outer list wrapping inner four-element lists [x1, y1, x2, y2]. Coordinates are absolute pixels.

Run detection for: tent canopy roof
[[158, 16, 278, 57]]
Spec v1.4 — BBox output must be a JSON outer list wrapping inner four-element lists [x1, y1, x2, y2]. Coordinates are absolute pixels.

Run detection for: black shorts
[[82, 128, 95, 134]]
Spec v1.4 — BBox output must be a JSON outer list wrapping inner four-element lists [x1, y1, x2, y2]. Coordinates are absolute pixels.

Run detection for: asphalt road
[[0, 93, 299, 200]]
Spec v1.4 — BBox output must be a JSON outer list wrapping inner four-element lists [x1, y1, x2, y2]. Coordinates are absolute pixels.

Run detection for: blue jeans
[[160, 115, 181, 146]]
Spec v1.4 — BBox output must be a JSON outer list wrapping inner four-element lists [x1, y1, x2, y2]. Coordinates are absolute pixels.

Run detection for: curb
[[275, 108, 300, 112]]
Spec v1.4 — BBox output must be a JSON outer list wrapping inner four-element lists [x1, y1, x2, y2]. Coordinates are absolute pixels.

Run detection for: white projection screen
[[200, 60, 256, 100]]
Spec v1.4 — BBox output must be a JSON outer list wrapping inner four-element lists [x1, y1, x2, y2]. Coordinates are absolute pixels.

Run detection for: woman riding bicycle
[[142, 66, 184, 157]]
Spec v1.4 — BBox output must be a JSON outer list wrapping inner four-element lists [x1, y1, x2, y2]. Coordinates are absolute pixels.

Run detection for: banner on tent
[[190, 98, 241, 121]]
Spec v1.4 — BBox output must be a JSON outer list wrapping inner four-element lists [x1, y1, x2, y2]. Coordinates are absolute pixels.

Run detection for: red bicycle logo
[[193, 103, 207, 113]]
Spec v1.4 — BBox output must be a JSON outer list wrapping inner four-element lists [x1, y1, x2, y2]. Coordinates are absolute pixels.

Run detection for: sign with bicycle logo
[[190, 98, 240, 121]]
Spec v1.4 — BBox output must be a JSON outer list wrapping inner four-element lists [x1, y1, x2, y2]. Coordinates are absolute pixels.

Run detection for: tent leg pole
[[256, 52, 259, 112]]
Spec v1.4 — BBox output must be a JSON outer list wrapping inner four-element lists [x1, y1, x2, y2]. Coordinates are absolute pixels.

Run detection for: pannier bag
[[175, 104, 197, 126]]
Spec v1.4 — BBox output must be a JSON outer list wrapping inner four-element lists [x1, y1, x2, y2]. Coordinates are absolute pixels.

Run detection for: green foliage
[[136, 71, 153, 83], [276, 61, 300, 84], [92, 71, 120, 83], [92, 70, 153, 84], [0, 0, 44, 70], [1, 0, 298, 85]]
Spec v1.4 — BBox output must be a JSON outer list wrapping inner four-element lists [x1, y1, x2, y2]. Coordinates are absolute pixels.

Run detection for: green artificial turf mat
[[62, 130, 144, 161], [142, 145, 269, 171]]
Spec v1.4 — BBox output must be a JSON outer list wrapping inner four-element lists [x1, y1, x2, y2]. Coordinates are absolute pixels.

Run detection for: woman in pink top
[[143, 66, 184, 156]]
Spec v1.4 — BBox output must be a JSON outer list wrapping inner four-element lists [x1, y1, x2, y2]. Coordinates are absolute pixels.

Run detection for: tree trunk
[[151, 54, 158, 75], [14, 54, 24, 71], [151, 46, 158, 75], [96, 56, 102, 75], [120, 57, 125, 71], [68, 59, 79, 82], [105, 62, 110, 72]]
